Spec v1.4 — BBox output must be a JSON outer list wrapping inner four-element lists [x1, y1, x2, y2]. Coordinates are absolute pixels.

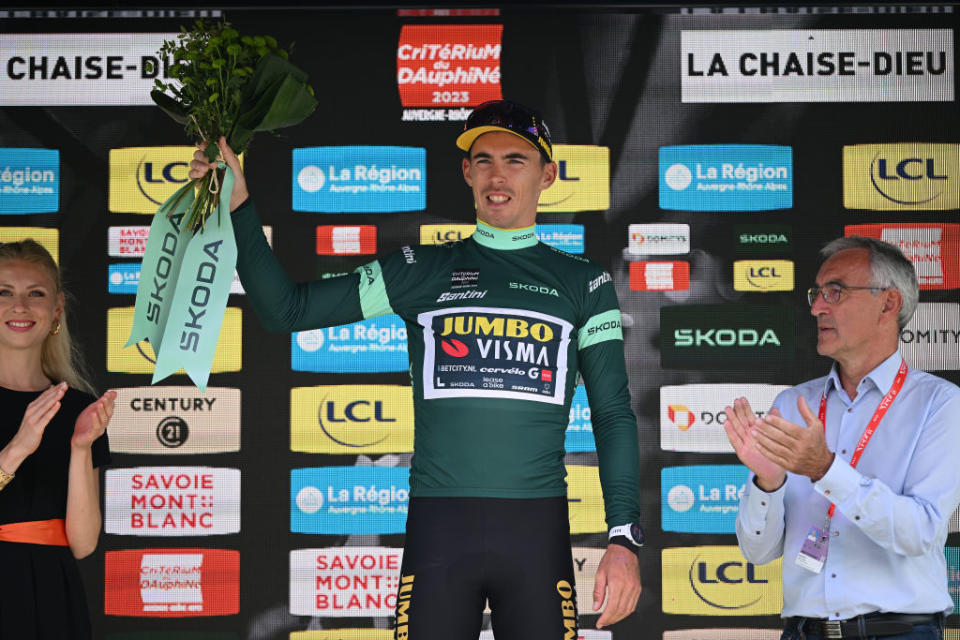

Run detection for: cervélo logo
[[630, 261, 690, 291], [660, 383, 789, 453], [659, 145, 792, 212], [316, 225, 376, 256], [843, 143, 959, 211], [628, 223, 690, 256], [104, 548, 239, 617], [0, 33, 177, 105], [899, 302, 960, 371], [110, 386, 240, 454], [661, 546, 782, 615], [293, 146, 425, 213], [661, 465, 749, 533], [0, 148, 58, 213], [289, 547, 403, 617], [397, 24, 502, 121], [734, 224, 792, 254], [290, 385, 414, 454], [291, 467, 409, 535], [846, 223, 960, 290], [292, 315, 408, 374], [660, 305, 795, 369], [538, 145, 610, 213], [105, 467, 240, 536], [538, 224, 584, 254], [681, 29, 953, 103]]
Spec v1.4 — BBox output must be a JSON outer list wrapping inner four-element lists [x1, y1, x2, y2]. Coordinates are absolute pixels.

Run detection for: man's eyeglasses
[[806, 283, 889, 306]]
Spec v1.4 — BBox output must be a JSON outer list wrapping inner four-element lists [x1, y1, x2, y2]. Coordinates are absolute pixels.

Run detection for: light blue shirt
[[737, 350, 960, 619]]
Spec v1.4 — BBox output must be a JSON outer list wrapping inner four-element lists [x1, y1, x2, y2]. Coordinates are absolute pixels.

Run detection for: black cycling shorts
[[394, 496, 578, 640]]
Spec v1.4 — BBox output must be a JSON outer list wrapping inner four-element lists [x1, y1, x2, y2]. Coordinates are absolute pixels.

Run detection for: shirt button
[[755, 531, 761, 535], [841, 449, 847, 454], [855, 515, 861, 521], [831, 573, 836, 578], [824, 490, 830, 495], [761, 501, 766, 506], [833, 531, 839, 537]]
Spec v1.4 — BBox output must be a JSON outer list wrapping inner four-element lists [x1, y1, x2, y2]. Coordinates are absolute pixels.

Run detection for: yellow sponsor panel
[[945, 629, 960, 640], [843, 143, 960, 211], [539, 145, 610, 212], [571, 546, 606, 612], [419, 224, 475, 245], [0, 227, 58, 263], [109, 146, 243, 214], [566, 464, 606, 534], [290, 631, 393, 640], [290, 385, 414, 454], [106, 307, 242, 374], [662, 546, 782, 615], [663, 630, 782, 640], [733, 260, 795, 292]]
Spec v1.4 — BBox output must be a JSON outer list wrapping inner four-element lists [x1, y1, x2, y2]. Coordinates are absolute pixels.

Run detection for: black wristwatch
[[608, 522, 645, 554]]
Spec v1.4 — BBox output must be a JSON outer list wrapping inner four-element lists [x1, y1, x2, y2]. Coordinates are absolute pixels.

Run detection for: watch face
[[630, 522, 645, 546]]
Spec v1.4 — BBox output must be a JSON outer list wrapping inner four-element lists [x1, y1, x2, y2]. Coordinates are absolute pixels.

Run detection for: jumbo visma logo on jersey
[[418, 306, 573, 405]]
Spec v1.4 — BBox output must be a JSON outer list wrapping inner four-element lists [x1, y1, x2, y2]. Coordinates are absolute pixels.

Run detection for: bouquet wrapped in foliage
[[127, 20, 316, 390], [151, 20, 317, 229]]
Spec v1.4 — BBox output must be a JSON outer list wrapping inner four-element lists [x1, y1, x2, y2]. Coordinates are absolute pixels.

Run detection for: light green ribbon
[[126, 166, 238, 391]]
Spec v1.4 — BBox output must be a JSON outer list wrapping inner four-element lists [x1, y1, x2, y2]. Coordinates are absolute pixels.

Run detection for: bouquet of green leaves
[[150, 19, 317, 229]]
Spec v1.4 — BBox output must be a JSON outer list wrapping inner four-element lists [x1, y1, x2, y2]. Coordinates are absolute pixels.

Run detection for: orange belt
[[0, 518, 69, 546]]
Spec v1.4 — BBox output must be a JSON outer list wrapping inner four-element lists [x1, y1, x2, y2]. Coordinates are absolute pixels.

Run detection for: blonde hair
[[0, 240, 97, 395]]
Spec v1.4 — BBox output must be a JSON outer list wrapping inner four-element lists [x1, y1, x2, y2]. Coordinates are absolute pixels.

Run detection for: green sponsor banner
[[127, 167, 238, 391]]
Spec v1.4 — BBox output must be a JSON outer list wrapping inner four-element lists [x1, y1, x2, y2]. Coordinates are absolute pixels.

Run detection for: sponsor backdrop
[[1, 5, 959, 639]]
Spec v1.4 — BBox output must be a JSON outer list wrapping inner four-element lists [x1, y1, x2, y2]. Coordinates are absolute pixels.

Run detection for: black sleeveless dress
[[0, 386, 110, 639]]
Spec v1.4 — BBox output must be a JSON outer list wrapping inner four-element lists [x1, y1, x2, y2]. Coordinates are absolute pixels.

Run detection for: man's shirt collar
[[824, 350, 904, 400]]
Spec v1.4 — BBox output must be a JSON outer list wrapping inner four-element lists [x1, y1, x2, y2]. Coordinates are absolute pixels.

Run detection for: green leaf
[[151, 89, 190, 125], [212, 58, 225, 68], [205, 77, 218, 86], [226, 43, 241, 56], [264, 35, 277, 48], [208, 93, 219, 103], [234, 73, 317, 134]]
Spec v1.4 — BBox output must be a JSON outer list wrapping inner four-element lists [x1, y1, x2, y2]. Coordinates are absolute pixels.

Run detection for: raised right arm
[[231, 200, 363, 332]]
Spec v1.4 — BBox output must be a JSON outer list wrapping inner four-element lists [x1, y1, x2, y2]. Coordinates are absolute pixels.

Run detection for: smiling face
[[809, 248, 900, 366], [0, 259, 64, 357], [461, 131, 557, 230]]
